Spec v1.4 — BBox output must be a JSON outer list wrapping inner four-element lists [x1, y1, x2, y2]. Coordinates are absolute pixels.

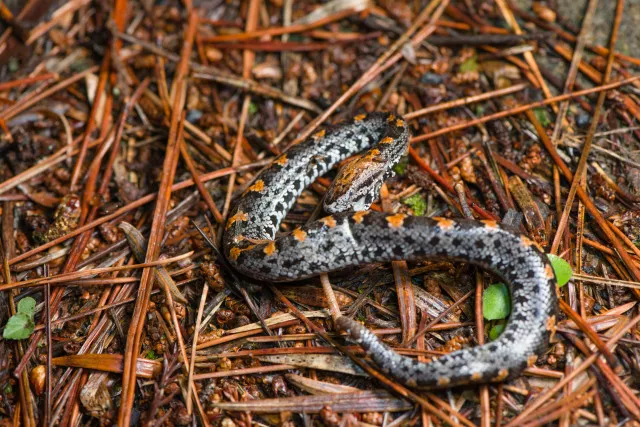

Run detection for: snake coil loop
[[223, 112, 557, 389]]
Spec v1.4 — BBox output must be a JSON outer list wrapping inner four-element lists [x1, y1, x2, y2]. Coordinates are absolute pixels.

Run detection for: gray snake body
[[223, 112, 558, 389]]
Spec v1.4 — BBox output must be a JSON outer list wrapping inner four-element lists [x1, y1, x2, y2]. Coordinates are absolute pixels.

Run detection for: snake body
[[223, 112, 558, 389]]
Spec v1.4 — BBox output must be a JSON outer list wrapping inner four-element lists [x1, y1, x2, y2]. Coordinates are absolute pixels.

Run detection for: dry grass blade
[[213, 390, 413, 413], [255, 354, 365, 376], [118, 12, 199, 426], [119, 222, 188, 304], [284, 373, 363, 394], [52, 354, 161, 379]]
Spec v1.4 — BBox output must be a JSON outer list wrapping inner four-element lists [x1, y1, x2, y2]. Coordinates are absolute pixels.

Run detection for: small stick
[[320, 274, 342, 322]]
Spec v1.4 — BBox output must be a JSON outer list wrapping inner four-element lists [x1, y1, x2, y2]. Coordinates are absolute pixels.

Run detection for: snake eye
[[350, 194, 373, 212], [364, 193, 373, 205]]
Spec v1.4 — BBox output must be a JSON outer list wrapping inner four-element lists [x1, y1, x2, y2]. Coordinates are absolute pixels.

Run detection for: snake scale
[[223, 112, 558, 389]]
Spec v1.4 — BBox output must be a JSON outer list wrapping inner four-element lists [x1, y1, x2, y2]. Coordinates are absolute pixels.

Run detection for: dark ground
[[514, 0, 640, 80]]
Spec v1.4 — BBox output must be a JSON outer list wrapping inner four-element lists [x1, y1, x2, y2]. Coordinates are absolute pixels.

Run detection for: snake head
[[324, 149, 389, 213]]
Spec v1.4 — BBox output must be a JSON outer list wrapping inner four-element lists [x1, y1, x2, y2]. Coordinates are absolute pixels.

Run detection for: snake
[[223, 112, 558, 389]]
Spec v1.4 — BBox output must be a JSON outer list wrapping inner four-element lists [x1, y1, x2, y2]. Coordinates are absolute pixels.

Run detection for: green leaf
[[402, 193, 427, 216], [546, 254, 572, 287], [483, 283, 511, 320], [248, 102, 258, 115], [17, 297, 36, 317], [145, 350, 157, 360], [3, 313, 35, 340], [534, 108, 551, 127], [489, 322, 506, 341], [393, 157, 408, 176], [459, 57, 478, 73], [8, 58, 18, 73]]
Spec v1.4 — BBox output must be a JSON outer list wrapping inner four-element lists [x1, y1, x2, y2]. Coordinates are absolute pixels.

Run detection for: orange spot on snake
[[481, 220, 499, 229], [520, 235, 535, 247], [320, 216, 337, 228], [274, 154, 288, 166], [229, 247, 241, 261], [405, 378, 417, 387], [312, 129, 326, 140], [434, 217, 455, 230], [292, 228, 307, 242], [437, 377, 450, 387], [546, 315, 557, 341], [396, 119, 405, 127], [263, 241, 277, 256], [352, 211, 369, 224], [386, 213, 406, 228], [545, 264, 555, 279], [493, 369, 509, 381], [226, 211, 248, 230], [244, 179, 265, 194], [229, 244, 256, 261], [380, 136, 394, 144], [471, 372, 483, 381], [387, 114, 396, 122], [354, 114, 367, 121]]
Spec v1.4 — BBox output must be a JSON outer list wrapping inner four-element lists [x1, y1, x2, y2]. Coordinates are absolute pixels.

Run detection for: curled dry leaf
[[118, 221, 188, 304], [256, 354, 365, 376], [80, 372, 113, 419], [284, 373, 362, 395], [509, 175, 547, 245]]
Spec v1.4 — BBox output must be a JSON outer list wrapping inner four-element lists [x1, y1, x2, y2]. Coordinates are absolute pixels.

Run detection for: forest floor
[[0, 1, 639, 426]]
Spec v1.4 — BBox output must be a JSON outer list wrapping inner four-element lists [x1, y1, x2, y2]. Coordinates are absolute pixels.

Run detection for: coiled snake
[[223, 112, 557, 389]]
